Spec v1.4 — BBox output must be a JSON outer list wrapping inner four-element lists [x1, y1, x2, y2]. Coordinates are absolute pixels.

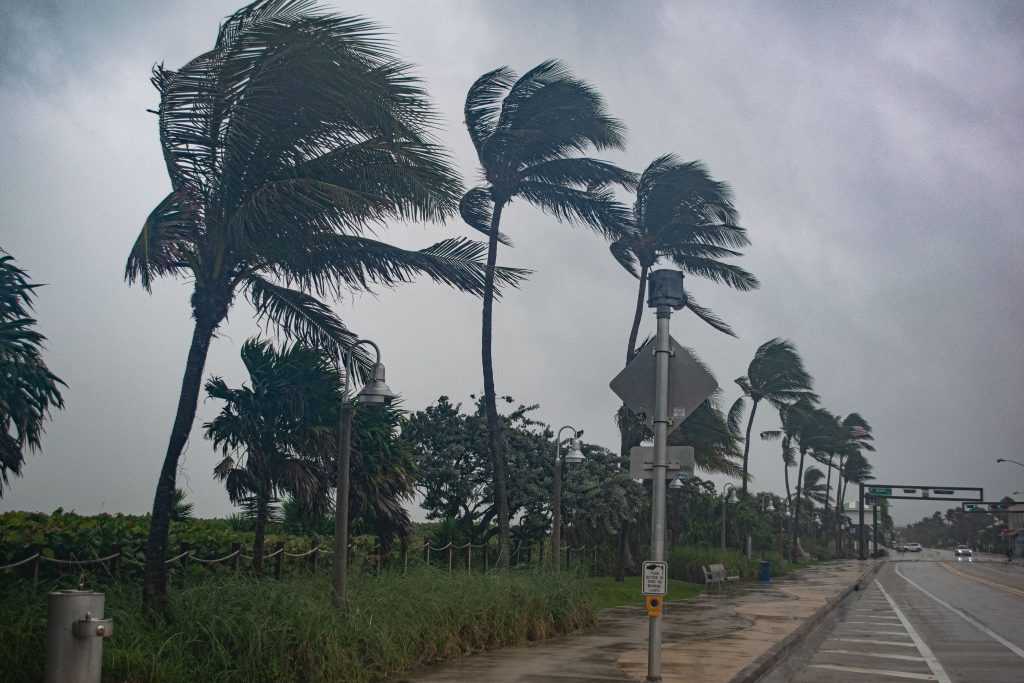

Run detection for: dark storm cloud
[[1, 0, 1021, 525]]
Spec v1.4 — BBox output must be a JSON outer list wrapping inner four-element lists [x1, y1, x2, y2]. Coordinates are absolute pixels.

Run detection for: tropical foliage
[[0, 250, 64, 496], [204, 339, 338, 571], [730, 338, 817, 498], [609, 154, 758, 363], [126, 0, 523, 611], [461, 60, 632, 566]]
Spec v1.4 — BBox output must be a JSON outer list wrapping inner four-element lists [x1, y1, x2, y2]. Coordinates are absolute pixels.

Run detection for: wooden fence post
[[466, 543, 472, 572], [28, 543, 41, 587], [180, 542, 191, 572], [274, 541, 284, 580], [484, 542, 489, 573], [112, 544, 122, 580], [447, 538, 453, 575], [425, 542, 430, 567], [231, 542, 241, 572], [309, 539, 319, 574]]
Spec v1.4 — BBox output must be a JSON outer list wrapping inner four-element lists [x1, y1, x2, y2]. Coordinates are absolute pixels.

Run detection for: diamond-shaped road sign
[[610, 335, 718, 433]]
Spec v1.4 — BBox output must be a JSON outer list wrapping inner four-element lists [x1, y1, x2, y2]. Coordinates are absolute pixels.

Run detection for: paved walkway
[[401, 561, 876, 682]]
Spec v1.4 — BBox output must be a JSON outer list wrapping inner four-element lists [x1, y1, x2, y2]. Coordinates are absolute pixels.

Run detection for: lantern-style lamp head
[[355, 362, 397, 406], [669, 477, 684, 490], [564, 438, 585, 465]]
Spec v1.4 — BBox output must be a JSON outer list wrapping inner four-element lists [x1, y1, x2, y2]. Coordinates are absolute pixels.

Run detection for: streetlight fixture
[[552, 426, 585, 573], [720, 484, 736, 550], [333, 340, 397, 605], [997, 458, 1024, 469]]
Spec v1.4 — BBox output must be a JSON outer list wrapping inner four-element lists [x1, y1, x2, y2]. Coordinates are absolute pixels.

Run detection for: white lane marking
[[839, 630, 911, 636], [844, 620, 910, 625], [809, 664, 935, 680], [876, 579, 952, 683], [833, 638, 917, 647], [824, 649, 927, 662], [895, 562, 1024, 660]]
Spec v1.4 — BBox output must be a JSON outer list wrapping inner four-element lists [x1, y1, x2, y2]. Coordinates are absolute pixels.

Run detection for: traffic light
[[964, 503, 982, 511], [989, 502, 1009, 511]]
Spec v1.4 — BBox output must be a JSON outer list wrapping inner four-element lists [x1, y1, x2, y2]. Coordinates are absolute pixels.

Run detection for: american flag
[[849, 426, 870, 438]]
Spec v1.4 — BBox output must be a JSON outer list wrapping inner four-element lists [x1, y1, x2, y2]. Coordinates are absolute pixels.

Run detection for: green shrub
[[0, 569, 593, 682]]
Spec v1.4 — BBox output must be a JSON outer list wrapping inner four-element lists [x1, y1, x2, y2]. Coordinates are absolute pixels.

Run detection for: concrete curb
[[729, 561, 883, 683]]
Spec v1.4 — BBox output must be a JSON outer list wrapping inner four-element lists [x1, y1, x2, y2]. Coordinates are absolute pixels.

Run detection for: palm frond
[[465, 66, 517, 157], [683, 292, 737, 337], [125, 190, 199, 290], [517, 181, 631, 239], [459, 186, 512, 246]]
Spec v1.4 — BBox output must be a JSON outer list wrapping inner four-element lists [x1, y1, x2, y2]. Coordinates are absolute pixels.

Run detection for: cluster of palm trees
[[730, 339, 875, 557], [111, 0, 881, 611]]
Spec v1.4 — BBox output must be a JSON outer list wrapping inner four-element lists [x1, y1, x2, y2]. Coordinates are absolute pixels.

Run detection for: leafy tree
[[461, 60, 632, 566], [729, 338, 817, 498], [800, 466, 830, 507], [127, 0, 523, 611], [404, 396, 553, 545], [204, 339, 338, 572], [0, 250, 65, 496]]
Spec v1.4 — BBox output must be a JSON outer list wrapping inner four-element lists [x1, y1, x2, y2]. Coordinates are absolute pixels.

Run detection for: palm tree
[[126, 1, 527, 611], [800, 467, 831, 507], [204, 339, 338, 573], [609, 155, 759, 364], [829, 414, 874, 550], [785, 400, 839, 558], [729, 338, 817, 499], [669, 391, 745, 479], [461, 60, 633, 566], [0, 250, 65, 496]]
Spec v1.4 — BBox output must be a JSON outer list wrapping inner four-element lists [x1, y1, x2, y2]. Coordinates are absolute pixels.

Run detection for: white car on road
[[906, 542, 922, 552]]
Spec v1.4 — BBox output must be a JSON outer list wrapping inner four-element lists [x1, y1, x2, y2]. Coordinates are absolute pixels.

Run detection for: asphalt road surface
[[763, 547, 1024, 682]]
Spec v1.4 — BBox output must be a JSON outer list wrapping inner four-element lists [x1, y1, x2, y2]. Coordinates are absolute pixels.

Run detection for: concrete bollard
[[44, 590, 113, 683]]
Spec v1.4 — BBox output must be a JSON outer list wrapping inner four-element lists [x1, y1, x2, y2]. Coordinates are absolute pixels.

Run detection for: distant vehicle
[[954, 545, 973, 557], [906, 543, 923, 552]]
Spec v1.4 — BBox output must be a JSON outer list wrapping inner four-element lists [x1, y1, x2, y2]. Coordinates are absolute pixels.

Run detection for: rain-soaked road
[[764, 547, 1024, 682]]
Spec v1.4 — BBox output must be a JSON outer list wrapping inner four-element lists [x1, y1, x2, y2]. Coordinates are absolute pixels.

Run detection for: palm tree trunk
[[142, 310, 221, 615], [823, 454, 834, 521], [792, 447, 807, 559], [626, 266, 648, 363], [482, 201, 511, 568], [782, 437, 792, 506], [253, 484, 269, 575], [835, 457, 846, 552], [741, 399, 759, 499]]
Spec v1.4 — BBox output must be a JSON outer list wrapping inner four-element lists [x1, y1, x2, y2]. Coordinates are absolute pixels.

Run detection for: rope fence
[[1, 536, 604, 587]]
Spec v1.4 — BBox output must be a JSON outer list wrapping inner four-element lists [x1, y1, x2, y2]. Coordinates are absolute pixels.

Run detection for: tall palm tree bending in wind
[[461, 60, 632, 566], [127, 0, 521, 612]]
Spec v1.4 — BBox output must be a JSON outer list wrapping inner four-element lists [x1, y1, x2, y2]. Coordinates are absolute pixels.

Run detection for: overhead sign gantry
[[857, 484, 984, 560]]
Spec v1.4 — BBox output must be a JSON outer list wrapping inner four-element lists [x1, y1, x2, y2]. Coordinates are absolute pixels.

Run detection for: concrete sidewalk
[[400, 560, 878, 683]]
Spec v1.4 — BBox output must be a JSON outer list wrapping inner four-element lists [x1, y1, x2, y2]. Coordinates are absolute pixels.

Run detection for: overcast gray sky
[[2, 0, 1022, 526]]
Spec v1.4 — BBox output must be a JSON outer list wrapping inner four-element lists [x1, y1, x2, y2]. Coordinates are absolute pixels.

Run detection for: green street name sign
[[868, 487, 892, 496]]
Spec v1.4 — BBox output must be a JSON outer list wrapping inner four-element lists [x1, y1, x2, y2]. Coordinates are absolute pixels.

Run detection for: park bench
[[702, 563, 740, 593]]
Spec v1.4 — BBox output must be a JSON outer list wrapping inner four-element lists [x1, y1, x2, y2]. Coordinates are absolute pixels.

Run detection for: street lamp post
[[333, 340, 397, 606], [553, 426, 585, 573], [720, 484, 736, 550], [997, 458, 1024, 469]]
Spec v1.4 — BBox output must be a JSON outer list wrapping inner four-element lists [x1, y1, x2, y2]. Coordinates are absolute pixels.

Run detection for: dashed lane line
[[895, 562, 1024, 660], [875, 579, 952, 683], [833, 638, 916, 647], [809, 664, 935, 680], [823, 649, 927, 662], [939, 562, 1024, 598]]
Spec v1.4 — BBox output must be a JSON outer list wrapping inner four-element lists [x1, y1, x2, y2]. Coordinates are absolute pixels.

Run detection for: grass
[[584, 575, 703, 612], [0, 568, 594, 683]]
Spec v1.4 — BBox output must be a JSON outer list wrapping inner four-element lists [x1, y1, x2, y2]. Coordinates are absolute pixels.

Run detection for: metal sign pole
[[647, 303, 671, 682], [859, 483, 866, 561]]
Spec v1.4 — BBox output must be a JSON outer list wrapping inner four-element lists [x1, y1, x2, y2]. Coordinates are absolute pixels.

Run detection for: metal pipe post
[[859, 483, 866, 561], [873, 503, 879, 557], [45, 590, 112, 683], [646, 305, 671, 682], [553, 441, 563, 573]]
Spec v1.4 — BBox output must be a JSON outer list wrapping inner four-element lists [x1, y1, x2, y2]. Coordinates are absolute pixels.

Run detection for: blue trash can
[[759, 560, 771, 582]]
